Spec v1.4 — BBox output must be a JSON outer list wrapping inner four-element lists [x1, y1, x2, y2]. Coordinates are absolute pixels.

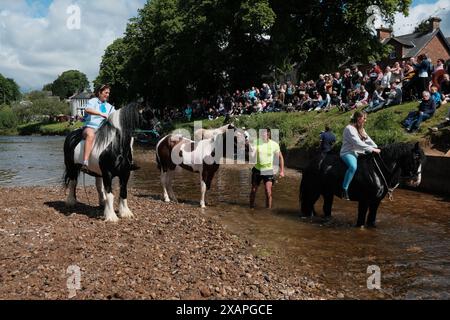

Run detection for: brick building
[[377, 17, 450, 65]]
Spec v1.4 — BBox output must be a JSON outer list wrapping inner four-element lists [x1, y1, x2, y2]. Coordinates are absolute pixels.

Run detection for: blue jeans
[[341, 153, 357, 190], [408, 112, 432, 131]]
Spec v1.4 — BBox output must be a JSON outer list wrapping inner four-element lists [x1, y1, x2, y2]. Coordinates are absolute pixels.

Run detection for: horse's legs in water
[[367, 200, 381, 227], [199, 170, 207, 208], [323, 192, 334, 217], [95, 177, 106, 207], [102, 171, 119, 222], [66, 179, 78, 207], [357, 201, 369, 227], [167, 169, 178, 203], [160, 170, 170, 203], [118, 170, 134, 219]]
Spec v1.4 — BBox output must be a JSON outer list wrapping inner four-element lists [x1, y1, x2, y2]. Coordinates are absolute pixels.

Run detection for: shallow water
[[1, 136, 449, 299]]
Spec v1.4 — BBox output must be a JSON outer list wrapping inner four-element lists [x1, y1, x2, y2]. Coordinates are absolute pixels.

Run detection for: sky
[[0, 0, 449, 92]]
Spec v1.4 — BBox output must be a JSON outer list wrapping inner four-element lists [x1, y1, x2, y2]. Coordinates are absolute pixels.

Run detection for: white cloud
[[0, 0, 146, 91], [392, 0, 450, 36]]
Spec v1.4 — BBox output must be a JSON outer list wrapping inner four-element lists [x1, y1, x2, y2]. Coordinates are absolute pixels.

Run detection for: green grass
[[171, 102, 449, 153], [17, 121, 83, 136]]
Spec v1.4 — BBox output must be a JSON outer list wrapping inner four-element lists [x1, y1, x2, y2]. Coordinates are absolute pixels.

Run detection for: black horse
[[299, 142, 426, 227], [63, 103, 153, 222]]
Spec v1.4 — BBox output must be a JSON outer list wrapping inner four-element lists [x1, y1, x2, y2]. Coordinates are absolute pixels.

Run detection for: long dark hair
[[350, 111, 368, 141]]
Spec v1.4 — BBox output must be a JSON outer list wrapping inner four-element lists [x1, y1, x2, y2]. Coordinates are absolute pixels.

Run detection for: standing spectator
[[367, 62, 383, 95], [414, 54, 431, 95], [440, 74, 450, 100], [184, 104, 193, 121], [320, 125, 336, 154], [342, 68, 353, 103], [380, 66, 392, 91], [391, 62, 403, 83], [332, 72, 343, 97], [351, 66, 364, 89]]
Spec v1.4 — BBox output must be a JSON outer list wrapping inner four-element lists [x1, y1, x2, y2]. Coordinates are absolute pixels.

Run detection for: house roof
[[385, 29, 450, 59], [70, 92, 92, 100]]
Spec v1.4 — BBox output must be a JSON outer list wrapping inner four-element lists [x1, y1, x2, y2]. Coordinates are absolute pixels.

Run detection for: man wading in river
[[250, 128, 285, 209]]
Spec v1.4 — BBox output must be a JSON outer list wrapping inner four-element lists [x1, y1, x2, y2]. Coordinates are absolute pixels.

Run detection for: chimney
[[429, 17, 441, 31], [376, 26, 393, 41]]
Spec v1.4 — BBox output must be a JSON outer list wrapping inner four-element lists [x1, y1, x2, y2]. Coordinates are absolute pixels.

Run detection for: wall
[[285, 149, 450, 196]]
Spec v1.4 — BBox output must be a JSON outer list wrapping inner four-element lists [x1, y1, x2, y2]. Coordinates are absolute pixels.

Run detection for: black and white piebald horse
[[63, 103, 153, 222], [156, 126, 247, 208], [300, 142, 426, 227]]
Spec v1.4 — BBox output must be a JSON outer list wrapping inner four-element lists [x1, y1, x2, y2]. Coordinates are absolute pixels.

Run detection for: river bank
[[0, 186, 338, 300]]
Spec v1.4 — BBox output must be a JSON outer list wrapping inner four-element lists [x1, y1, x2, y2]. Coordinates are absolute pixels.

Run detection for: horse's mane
[[93, 103, 141, 155], [381, 142, 415, 160]]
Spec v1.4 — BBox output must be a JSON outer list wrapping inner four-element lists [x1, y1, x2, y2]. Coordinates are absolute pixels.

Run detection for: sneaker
[[428, 127, 438, 133], [342, 189, 350, 200]]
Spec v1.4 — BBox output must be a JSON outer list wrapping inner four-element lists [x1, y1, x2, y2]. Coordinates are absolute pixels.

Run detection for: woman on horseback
[[81, 84, 116, 172], [340, 111, 381, 200]]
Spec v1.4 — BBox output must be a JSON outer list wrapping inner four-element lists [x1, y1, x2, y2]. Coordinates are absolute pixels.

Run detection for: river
[[1, 135, 449, 299]]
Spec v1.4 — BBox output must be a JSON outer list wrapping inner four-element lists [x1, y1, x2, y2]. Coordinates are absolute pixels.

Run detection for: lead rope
[[372, 157, 399, 201]]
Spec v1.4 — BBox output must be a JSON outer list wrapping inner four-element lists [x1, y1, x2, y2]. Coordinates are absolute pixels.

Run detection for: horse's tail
[[63, 129, 83, 188]]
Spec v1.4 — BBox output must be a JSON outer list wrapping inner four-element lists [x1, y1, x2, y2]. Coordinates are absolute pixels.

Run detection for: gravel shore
[[0, 186, 335, 300]]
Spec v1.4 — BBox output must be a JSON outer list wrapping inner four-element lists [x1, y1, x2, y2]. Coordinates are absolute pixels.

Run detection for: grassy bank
[[15, 121, 83, 136], [173, 101, 449, 153]]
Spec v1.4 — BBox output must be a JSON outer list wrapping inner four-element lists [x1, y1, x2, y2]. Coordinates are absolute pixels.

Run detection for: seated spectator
[[310, 91, 323, 111], [355, 85, 369, 108], [315, 93, 331, 112], [365, 86, 385, 113], [330, 91, 343, 110], [384, 81, 403, 108], [403, 91, 436, 133], [299, 93, 313, 111], [430, 86, 443, 109]]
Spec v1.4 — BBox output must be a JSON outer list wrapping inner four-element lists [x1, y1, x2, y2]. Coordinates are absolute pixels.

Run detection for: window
[[389, 50, 397, 59]]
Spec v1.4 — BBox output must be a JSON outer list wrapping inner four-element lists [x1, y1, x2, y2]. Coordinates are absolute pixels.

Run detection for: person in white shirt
[[340, 111, 381, 200]]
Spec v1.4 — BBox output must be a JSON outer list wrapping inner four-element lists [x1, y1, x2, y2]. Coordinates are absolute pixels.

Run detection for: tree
[[414, 17, 431, 33], [42, 83, 53, 92], [96, 0, 411, 107], [50, 70, 89, 99], [94, 38, 131, 107], [0, 104, 18, 129], [0, 73, 21, 104]]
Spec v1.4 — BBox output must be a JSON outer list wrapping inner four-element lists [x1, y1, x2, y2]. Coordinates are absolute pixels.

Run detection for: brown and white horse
[[156, 126, 246, 208], [194, 123, 235, 140]]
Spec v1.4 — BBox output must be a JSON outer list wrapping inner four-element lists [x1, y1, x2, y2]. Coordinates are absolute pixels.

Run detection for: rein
[[372, 153, 400, 201]]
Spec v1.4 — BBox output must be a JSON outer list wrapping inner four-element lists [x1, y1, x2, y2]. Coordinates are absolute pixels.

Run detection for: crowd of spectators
[[154, 54, 450, 133]]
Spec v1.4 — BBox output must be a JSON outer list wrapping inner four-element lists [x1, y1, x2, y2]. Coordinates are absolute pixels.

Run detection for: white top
[[340, 125, 377, 157]]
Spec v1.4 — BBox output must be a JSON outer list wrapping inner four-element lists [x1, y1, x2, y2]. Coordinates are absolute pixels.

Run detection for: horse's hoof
[[104, 214, 120, 223], [66, 199, 78, 207], [119, 210, 134, 219]]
